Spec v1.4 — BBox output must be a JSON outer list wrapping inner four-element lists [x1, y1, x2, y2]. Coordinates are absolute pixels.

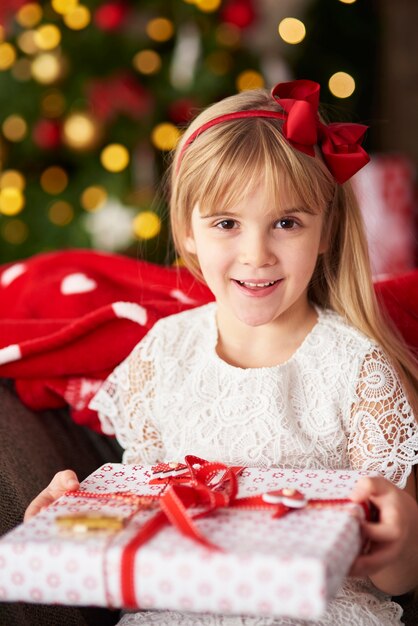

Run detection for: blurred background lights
[[100, 143, 130, 172], [48, 200, 74, 225], [216, 23, 240, 47], [206, 50, 233, 76], [1, 219, 28, 244], [81, 185, 107, 211], [2, 115, 28, 142], [64, 5, 91, 30], [12, 58, 32, 81], [0, 187, 25, 215], [31, 53, 62, 84], [40, 166, 68, 194], [16, 3, 43, 28], [0, 43, 17, 70], [133, 50, 161, 75], [133, 210, 161, 240], [151, 123, 181, 151], [0, 170, 25, 190], [146, 18, 174, 42], [328, 72, 355, 98], [278, 17, 306, 44], [41, 90, 66, 117], [339, 0, 357, 4], [52, 0, 79, 15], [236, 69, 264, 91], [63, 112, 100, 150], [17, 30, 39, 55], [34, 24, 62, 51], [195, 0, 222, 12]]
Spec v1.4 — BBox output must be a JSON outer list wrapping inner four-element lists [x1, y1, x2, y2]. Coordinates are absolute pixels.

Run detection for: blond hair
[[168, 88, 418, 408]]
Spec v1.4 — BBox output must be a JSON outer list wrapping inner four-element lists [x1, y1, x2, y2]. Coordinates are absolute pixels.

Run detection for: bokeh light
[[41, 90, 66, 117], [0, 43, 17, 70], [48, 200, 74, 225], [278, 18, 306, 44], [34, 24, 62, 51], [195, 0, 222, 12], [133, 211, 161, 240], [2, 115, 28, 142], [328, 72, 355, 98], [80, 185, 108, 211], [12, 58, 32, 81], [339, 0, 357, 4], [17, 30, 39, 55], [100, 144, 130, 172], [64, 5, 91, 30], [216, 23, 240, 47], [52, 0, 79, 15], [151, 123, 181, 150], [236, 70, 264, 91], [40, 166, 68, 194], [63, 112, 100, 150], [0, 170, 25, 190], [146, 18, 174, 42], [31, 53, 62, 84], [133, 50, 161, 75], [0, 188, 25, 215], [16, 3, 43, 28], [1, 219, 28, 244]]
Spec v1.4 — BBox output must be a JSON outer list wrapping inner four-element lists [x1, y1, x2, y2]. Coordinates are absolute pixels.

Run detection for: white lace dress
[[90, 303, 418, 626]]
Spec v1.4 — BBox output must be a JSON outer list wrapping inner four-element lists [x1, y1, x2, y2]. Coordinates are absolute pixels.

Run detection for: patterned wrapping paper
[[0, 463, 369, 620]]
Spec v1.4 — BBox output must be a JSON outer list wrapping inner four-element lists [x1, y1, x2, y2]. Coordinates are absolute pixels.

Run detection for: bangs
[[185, 118, 334, 218]]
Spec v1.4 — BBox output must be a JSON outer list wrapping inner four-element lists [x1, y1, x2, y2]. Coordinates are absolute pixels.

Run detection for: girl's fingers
[[360, 520, 403, 544], [24, 470, 79, 522], [350, 543, 399, 577]]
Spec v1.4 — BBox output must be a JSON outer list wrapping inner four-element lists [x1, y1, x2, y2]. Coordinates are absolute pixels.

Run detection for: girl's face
[[185, 186, 327, 333]]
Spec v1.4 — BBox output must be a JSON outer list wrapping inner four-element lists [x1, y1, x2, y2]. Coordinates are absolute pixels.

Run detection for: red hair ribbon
[[177, 79, 370, 185]]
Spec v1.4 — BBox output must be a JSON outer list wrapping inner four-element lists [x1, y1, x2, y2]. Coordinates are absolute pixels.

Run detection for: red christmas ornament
[[94, 2, 128, 31], [87, 73, 153, 122], [221, 0, 256, 29], [0, 0, 26, 27], [168, 98, 199, 125], [32, 119, 61, 150]]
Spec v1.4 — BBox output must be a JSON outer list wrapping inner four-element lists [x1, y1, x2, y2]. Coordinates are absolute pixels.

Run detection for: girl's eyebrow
[[200, 206, 318, 219]]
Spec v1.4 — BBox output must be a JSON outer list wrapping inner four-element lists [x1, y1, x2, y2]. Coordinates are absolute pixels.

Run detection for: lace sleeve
[[89, 326, 165, 465], [347, 346, 418, 487]]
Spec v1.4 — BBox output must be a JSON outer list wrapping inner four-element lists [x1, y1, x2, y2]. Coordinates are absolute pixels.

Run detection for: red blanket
[[0, 249, 417, 432]]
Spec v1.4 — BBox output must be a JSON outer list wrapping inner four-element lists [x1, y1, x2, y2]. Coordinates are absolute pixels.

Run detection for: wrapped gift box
[[0, 463, 369, 620]]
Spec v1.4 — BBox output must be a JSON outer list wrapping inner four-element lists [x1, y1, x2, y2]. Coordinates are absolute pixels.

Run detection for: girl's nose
[[238, 231, 276, 267]]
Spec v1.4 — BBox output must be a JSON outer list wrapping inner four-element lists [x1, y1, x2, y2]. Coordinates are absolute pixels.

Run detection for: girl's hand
[[349, 475, 418, 592], [24, 470, 79, 522]]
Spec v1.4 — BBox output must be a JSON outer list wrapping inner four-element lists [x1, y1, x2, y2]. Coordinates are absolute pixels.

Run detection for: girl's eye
[[275, 218, 298, 230], [215, 219, 237, 230]]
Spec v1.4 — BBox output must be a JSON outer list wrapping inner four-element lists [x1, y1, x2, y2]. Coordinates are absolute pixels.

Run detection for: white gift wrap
[[0, 464, 368, 619]]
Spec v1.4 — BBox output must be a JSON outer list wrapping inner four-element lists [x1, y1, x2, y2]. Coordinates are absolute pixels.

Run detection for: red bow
[[271, 79, 370, 184]]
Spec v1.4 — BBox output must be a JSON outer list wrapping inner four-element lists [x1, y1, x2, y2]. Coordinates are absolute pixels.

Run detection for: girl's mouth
[[232, 278, 282, 295]]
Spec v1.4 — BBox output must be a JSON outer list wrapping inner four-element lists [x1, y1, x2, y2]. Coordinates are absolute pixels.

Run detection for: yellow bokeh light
[[0, 26, 4, 42], [100, 144, 130, 172], [0, 170, 25, 190], [31, 53, 62, 84], [40, 166, 68, 194], [12, 58, 32, 81], [0, 43, 17, 71], [52, 0, 79, 15], [0, 188, 25, 215], [278, 18, 306, 44], [206, 51, 233, 76], [48, 200, 74, 225], [1, 219, 28, 244], [41, 90, 66, 117], [328, 72, 355, 98], [63, 112, 100, 150], [16, 3, 43, 28], [133, 49, 161, 75], [195, 0, 222, 12], [17, 30, 39, 55], [35, 24, 62, 51], [2, 115, 28, 142], [216, 23, 240, 47], [64, 5, 91, 30], [146, 18, 174, 42], [80, 185, 108, 211], [133, 211, 161, 240], [151, 123, 181, 151], [339, 0, 357, 4], [236, 70, 264, 92]]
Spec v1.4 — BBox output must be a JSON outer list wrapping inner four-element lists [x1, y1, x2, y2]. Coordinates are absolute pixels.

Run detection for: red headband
[[176, 79, 370, 185]]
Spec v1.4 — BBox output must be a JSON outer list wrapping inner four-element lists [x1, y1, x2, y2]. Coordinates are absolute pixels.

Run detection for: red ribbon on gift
[[67, 456, 370, 608]]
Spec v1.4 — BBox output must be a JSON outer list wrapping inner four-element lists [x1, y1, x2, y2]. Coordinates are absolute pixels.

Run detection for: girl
[[26, 80, 418, 625]]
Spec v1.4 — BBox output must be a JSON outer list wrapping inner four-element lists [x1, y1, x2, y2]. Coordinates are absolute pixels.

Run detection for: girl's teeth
[[238, 280, 276, 288]]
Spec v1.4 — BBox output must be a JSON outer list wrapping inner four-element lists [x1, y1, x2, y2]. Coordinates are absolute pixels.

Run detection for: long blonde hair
[[168, 88, 418, 407]]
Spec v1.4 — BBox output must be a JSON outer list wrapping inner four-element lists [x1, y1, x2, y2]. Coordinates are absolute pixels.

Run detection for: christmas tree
[[0, 0, 259, 264]]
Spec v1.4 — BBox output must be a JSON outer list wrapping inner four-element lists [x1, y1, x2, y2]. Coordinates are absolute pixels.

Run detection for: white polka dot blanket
[[0, 249, 213, 432]]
